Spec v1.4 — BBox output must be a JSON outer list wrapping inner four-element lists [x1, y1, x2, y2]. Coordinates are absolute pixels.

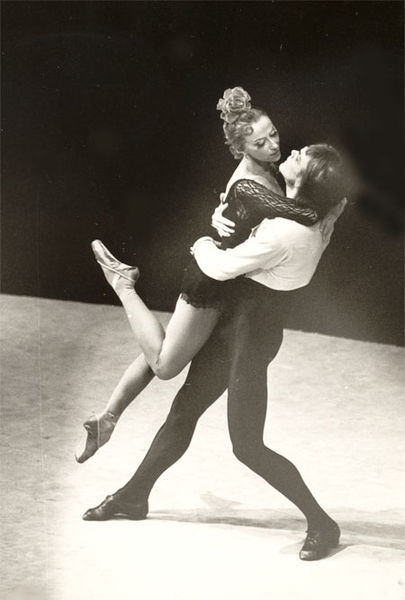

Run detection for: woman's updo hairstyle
[[217, 87, 266, 159]]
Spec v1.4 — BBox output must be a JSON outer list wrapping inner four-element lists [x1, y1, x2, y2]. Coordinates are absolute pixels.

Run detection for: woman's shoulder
[[229, 176, 281, 194]]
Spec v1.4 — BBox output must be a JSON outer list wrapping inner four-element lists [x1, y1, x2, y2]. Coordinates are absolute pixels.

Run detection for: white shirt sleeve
[[192, 224, 288, 281]]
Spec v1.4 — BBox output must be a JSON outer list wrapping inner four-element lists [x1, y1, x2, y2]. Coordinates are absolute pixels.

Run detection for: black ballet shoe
[[75, 411, 117, 464], [91, 239, 140, 292], [82, 494, 149, 521], [299, 521, 340, 561]]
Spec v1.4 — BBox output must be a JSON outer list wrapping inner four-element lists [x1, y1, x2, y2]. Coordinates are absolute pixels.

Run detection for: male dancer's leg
[[226, 281, 336, 530], [83, 317, 232, 519]]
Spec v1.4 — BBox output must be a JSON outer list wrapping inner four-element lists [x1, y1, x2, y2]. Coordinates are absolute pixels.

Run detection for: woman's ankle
[[101, 409, 120, 422]]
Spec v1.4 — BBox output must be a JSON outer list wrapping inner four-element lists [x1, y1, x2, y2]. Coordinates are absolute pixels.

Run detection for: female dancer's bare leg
[[75, 302, 219, 462], [76, 354, 154, 463], [118, 294, 220, 379], [105, 354, 154, 418], [76, 241, 220, 463], [92, 240, 220, 380]]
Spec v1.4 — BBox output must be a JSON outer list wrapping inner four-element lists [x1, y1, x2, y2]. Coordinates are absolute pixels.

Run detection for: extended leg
[[77, 311, 211, 463], [83, 318, 231, 519], [76, 295, 220, 462], [119, 294, 220, 379], [76, 354, 155, 463], [105, 354, 154, 418], [92, 240, 220, 379]]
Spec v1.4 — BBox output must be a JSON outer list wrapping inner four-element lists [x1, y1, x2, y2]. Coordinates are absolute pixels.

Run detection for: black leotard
[[180, 179, 318, 308]]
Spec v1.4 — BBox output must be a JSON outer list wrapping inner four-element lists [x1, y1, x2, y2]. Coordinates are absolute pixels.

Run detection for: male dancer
[[83, 144, 347, 561]]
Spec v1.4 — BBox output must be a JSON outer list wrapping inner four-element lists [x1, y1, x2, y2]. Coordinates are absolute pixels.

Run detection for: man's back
[[193, 214, 336, 291], [246, 217, 329, 290]]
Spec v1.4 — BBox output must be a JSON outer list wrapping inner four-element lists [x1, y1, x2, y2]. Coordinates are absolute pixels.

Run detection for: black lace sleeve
[[221, 179, 319, 248]]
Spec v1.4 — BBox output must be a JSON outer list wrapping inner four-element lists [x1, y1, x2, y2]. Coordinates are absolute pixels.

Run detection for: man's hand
[[211, 197, 236, 238]]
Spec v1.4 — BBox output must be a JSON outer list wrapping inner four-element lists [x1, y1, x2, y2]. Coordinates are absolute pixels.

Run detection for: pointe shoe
[[75, 411, 118, 464], [82, 494, 149, 521], [299, 521, 340, 561], [91, 239, 140, 294]]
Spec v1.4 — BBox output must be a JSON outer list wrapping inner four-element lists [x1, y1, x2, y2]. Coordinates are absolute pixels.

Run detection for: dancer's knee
[[151, 360, 182, 381], [231, 438, 261, 466], [153, 366, 178, 381]]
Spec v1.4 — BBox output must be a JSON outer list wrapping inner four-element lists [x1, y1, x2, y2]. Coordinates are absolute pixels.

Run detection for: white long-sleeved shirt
[[192, 214, 338, 291]]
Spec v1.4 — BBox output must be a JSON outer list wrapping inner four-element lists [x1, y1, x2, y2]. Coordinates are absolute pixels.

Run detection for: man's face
[[243, 115, 281, 163], [279, 146, 311, 186]]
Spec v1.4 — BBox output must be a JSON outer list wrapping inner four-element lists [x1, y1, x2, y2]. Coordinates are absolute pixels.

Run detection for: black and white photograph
[[1, 1, 404, 599]]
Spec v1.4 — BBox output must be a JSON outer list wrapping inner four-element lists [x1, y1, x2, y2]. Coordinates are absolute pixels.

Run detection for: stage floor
[[1, 294, 404, 600]]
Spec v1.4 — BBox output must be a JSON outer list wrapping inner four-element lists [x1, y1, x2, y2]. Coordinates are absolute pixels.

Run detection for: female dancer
[[76, 87, 319, 463]]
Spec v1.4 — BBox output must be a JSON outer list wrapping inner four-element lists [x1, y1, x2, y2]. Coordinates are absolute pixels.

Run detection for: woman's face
[[279, 147, 311, 185], [243, 115, 281, 163]]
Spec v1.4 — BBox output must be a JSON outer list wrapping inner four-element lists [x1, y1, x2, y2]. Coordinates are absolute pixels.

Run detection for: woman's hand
[[211, 198, 236, 238]]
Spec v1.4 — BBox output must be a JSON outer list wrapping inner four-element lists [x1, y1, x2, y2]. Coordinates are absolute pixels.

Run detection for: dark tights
[[118, 281, 331, 527]]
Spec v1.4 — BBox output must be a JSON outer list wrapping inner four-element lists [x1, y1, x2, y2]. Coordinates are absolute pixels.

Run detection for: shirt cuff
[[190, 236, 215, 255]]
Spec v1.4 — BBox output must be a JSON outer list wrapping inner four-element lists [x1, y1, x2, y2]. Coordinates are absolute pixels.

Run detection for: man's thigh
[[228, 280, 285, 368], [173, 311, 232, 416], [223, 281, 285, 441], [172, 281, 284, 416]]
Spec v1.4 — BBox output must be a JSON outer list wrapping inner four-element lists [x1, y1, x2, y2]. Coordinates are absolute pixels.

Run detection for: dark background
[[2, 1, 404, 345]]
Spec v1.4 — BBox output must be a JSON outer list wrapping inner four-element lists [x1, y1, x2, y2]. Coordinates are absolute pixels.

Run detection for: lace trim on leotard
[[229, 179, 318, 226], [220, 179, 319, 249]]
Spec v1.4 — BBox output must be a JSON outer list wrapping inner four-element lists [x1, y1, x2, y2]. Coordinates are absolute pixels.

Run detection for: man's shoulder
[[257, 217, 312, 234], [255, 217, 321, 245]]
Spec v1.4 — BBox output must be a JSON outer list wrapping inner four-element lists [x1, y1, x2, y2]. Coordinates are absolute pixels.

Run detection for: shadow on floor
[[147, 506, 405, 552]]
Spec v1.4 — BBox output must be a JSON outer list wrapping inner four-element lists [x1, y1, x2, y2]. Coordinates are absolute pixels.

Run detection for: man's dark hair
[[298, 144, 347, 218]]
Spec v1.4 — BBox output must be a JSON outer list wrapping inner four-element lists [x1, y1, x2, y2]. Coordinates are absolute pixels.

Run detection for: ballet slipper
[[91, 239, 139, 296], [75, 411, 118, 463]]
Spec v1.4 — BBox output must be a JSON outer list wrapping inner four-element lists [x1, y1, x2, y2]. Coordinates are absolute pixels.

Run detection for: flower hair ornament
[[216, 87, 252, 124]]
